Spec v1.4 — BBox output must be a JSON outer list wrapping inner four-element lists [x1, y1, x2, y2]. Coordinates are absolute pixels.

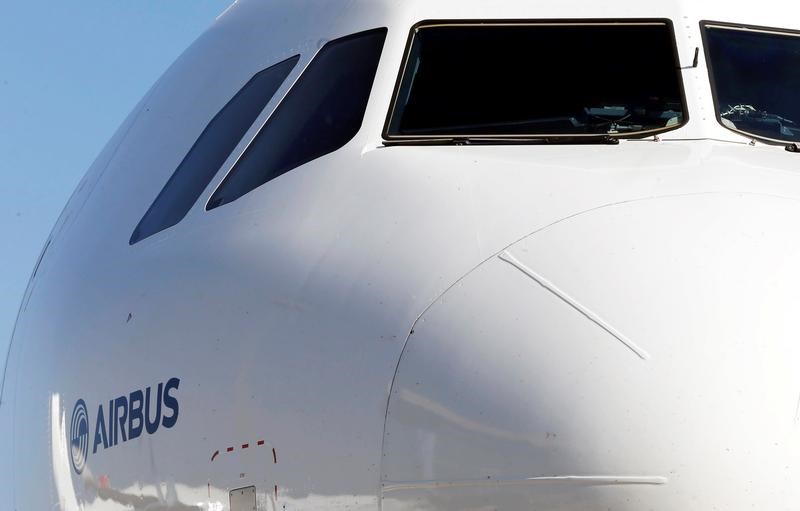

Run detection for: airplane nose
[[382, 192, 800, 510]]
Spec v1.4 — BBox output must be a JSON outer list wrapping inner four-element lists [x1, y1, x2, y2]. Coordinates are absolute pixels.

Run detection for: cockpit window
[[384, 21, 687, 142], [703, 22, 800, 144], [207, 28, 387, 210], [130, 55, 299, 244]]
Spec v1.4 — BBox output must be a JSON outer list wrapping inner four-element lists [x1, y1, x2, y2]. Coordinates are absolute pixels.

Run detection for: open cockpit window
[[702, 22, 800, 145], [384, 20, 687, 143]]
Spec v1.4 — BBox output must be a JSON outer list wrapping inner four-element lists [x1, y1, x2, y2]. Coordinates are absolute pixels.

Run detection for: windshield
[[384, 21, 687, 141], [704, 23, 800, 144]]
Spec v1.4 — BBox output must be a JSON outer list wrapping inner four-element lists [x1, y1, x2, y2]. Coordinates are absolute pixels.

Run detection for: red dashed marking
[[212, 439, 273, 462]]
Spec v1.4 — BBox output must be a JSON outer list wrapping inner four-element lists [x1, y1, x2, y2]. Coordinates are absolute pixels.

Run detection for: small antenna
[[680, 47, 700, 70]]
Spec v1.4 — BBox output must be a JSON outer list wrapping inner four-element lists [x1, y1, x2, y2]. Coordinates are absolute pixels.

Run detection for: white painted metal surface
[[2, 0, 800, 509]]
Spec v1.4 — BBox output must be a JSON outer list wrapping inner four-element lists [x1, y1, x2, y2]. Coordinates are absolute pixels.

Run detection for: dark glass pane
[[386, 23, 686, 139], [207, 28, 387, 210], [130, 55, 300, 244], [705, 24, 800, 143]]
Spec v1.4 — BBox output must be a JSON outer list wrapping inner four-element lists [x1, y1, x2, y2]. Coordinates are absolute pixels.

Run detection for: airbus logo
[[69, 377, 181, 474], [69, 399, 89, 474]]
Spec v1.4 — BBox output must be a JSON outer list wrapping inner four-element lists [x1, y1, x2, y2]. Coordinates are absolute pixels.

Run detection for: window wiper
[[722, 104, 800, 137], [583, 105, 683, 135], [720, 105, 800, 150], [722, 105, 798, 125], [383, 135, 620, 146]]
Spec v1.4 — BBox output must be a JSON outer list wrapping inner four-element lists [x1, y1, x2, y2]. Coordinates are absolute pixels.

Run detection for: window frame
[[382, 18, 690, 142], [204, 27, 388, 211], [200, 47, 323, 214], [700, 19, 800, 145], [128, 54, 302, 245]]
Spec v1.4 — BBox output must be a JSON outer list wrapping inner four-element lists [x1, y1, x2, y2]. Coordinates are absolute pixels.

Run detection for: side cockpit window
[[384, 21, 687, 142], [130, 55, 300, 244], [702, 22, 800, 144], [206, 28, 387, 210]]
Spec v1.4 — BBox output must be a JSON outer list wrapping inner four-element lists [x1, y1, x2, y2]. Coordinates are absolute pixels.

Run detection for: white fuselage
[[2, 1, 800, 510]]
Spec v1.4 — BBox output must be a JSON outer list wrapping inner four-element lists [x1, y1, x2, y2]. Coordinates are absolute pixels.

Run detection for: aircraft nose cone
[[383, 192, 800, 510]]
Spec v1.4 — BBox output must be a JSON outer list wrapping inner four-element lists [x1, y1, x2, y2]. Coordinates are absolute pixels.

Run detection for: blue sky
[[0, 2, 231, 363]]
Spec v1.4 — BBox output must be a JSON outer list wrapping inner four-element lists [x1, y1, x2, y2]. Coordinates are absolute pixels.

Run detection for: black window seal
[[204, 27, 389, 212], [700, 20, 800, 146], [382, 18, 691, 143]]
